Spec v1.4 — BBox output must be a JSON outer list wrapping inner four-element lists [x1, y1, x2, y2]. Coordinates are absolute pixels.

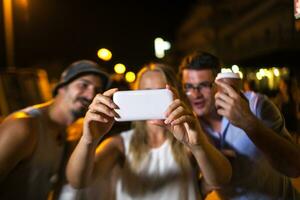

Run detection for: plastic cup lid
[[216, 72, 241, 80]]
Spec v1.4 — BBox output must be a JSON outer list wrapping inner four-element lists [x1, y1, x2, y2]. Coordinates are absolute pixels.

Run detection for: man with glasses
[[179, 51, 300, 199]]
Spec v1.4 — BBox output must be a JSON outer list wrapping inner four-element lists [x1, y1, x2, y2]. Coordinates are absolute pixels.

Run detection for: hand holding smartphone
[[113, 89, 173, 121]]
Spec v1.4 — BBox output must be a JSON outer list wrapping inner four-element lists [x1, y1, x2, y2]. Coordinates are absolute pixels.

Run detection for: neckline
[[150, 140, 169, 152]]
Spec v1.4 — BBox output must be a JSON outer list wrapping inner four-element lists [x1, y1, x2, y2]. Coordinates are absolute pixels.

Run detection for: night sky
[[0, 0, 195, 76]]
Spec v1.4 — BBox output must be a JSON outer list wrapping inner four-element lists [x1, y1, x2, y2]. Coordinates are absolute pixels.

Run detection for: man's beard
[[71, 97, 91, 119], [71, 108, 87, 119]]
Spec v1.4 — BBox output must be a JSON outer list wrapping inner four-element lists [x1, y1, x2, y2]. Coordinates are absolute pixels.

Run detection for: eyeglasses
[[183, 82, 214, 93]]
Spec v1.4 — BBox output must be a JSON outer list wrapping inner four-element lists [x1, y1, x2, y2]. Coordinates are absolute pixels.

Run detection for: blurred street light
[[125, 71, 136, 83], [114, 63, 126, 74], [273, 68, 280, 77], [256, 72, 263, 80], [259, 68, 266, 77], [154, 37, 171, 58], [97, 48, 112, 61], [221, 68, 232, 73], [17, 0, 29, 8], [238, 71, 243, 79], [3, 0, 15, 67], [232, 65, 239, 73]]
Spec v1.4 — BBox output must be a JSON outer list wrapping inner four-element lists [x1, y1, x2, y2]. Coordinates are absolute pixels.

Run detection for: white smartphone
[[113, 89, 173, 121]]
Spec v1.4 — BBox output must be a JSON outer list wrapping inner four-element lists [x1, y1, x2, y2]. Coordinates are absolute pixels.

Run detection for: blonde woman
[[66, 63, 231, 200]]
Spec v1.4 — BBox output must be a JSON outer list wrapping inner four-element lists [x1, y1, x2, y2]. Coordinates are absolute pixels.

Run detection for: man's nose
[[188, 89, 203, 98]]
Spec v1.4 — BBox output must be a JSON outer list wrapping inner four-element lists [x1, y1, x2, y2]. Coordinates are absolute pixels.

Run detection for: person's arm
[[0, 113, 37, 182], [66, 135, 123, 188], [66, 88, 122, 188], [215, 80, 300, 177], [163, 99, 232, 187]]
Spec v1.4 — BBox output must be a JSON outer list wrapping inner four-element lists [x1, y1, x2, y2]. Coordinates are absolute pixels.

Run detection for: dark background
[[0, 0, 195, 77], [1, 0, 299, 79]]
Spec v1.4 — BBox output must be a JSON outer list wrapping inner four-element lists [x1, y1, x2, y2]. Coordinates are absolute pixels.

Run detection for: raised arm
[[0, 113, 37, 182], [215, 80, 300, 177], [163, 98, 232, 187], [66, 88, 123, 188]]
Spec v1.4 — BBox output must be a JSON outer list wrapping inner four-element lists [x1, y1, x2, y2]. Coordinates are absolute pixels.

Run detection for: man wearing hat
[[0, 60, 109, 200]]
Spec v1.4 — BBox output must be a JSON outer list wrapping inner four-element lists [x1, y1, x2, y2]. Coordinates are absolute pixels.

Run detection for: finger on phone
[[165, 106, 185, 124], [164, 99, 181, 117], [94, 93, 118, 109], [103, 88, 118, 97]]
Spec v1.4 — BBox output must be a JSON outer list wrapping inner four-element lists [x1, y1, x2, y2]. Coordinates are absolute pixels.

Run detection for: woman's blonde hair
[[129, 63, 192, 172]]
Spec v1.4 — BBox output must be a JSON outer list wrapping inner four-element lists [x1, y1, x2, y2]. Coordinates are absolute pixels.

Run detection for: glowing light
[[256, 72, 262, 80], [3, 0, 15, 67], [273, 68, 280, 77], [221, 68, 232, 73], [17, 0, 28, 8], [125, 71, 136, 83], [232, 65, 239, 73], [266, 70, 273, 79], [37, 69, 52, 101], [238, 71, 243, 79], [114, 63, 126, 74], [259, 69, 266, 77], [154, 37, 171, 58], [97, 48, 112, 61]]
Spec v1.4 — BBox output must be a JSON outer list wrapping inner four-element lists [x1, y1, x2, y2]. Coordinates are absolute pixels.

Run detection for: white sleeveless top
[[116, 130, 201, 200]]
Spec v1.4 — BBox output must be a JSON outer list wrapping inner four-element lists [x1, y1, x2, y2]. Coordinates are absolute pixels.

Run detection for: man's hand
[[214, 80, 255, 129], [82, 88, 120, 144]]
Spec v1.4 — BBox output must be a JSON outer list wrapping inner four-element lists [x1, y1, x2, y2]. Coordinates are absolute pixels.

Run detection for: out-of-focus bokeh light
[[238, 71, 243, 79], [221, 68, 232, 73], [255, 68, 278, 88], [154, 37, 171, 58], [97, 48, 112, 61], [125, 71, 136, 83], [259, 68, 266, 77], [265, 70, 273, 79], [37, 69, 52, 101], [232, 65, 239, 73], [273, 68, 280, 77], [17, 0, 28, 8], [256, 72, 263, 80], [114, 63, 126, 74]]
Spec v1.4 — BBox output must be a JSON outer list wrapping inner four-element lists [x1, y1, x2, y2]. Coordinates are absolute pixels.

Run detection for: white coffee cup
[[216, 72, 242, 92]]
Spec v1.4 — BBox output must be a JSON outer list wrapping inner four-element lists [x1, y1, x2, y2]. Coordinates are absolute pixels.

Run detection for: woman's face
[[138, 70, 167, 128], [139, 70, 167, 90]]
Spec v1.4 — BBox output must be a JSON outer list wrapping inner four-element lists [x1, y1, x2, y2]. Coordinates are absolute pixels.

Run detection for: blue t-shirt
[[202, 91, 300, 200]]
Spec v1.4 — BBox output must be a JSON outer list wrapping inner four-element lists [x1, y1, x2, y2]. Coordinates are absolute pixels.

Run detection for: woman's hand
[[82, 88, 120, 144], [164, 98, 205, 149], [150, 85, 205, 148]]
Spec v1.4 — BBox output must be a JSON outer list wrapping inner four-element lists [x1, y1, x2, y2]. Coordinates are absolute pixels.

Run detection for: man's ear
[[57, 86, 67, 96]]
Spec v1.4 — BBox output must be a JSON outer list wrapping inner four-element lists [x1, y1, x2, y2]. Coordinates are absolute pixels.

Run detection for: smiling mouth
[[193, 101, 205, 108], [77, 99, 91, 108]]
